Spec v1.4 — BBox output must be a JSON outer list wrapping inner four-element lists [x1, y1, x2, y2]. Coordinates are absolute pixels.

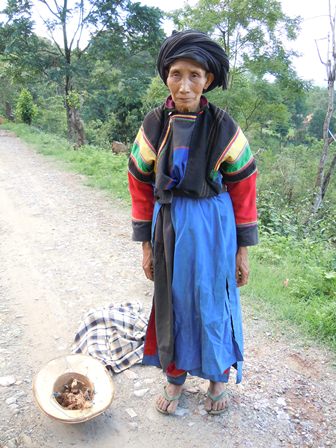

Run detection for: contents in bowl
[[54, 378, 94, 410]]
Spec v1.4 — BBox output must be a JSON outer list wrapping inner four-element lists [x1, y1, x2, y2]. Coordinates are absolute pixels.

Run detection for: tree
[[75, 10, 165, 145], [169, 0, 305, 137], [308, 0, 336, 220], [206, 72, 291, 137], [170, 0, 301, 86], [0, 0, 164, 146], [0, 56, 17, 119]]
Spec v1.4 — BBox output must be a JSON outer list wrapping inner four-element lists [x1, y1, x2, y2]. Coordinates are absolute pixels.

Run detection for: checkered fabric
[[72, 302, 148, 373]]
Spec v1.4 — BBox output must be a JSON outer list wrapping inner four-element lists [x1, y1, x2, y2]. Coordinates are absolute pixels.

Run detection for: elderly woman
[[128, 30, 258, 415]]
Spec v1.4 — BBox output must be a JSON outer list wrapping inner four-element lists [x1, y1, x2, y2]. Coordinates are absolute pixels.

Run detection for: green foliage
[[256, 140, 336, 243], [308, 109, 336, 139], [167, 0, 306, 137], [247, 235, 336, 347], [15, 88, 37, 125], [206, 72, 293, 137], [79, 62, 121, 122], [0, 56, 18, 116], [34, 95, 67, 137], [66, 91, 81, 109], [85, 119, 112, 148], [124, 3, 166, 58], [78, 14, 165, 145], [107, 79, 146, 143], [304, 86, 336, 139], [0, 0, 165, 144], [170, 0, 300, 79], [84, 74, 148, 146], [142, 76, 169, 112]]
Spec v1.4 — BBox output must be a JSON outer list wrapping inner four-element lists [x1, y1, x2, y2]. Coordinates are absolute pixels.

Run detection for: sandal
[[156, 385, 182, 415], [205, 390, 228, 415]]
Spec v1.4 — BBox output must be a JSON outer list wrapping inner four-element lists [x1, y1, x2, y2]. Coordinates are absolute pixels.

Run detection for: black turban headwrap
[[157, 30, 230, 91]]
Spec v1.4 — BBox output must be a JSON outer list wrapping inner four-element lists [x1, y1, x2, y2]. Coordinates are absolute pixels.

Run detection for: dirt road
[[0, 130, 335, 448]]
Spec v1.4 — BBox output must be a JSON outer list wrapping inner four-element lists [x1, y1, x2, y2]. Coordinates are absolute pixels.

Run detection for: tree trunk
[[66, 104, 74, 142], [307, 0, 336, 225], [65, 99, 85, 147], [5, 101, 14, 121], [65, 74, 75, 142], [309, 78, 334, 218], [69, 107, 85, 148], [64, 56, 85, 147], [61, 2, 84, 148], [321, 150, 336, 199]]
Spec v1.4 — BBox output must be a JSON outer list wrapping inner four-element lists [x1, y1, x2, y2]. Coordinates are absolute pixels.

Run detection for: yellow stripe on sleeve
[[224, 128, 248, 163], [135, 127, 156, 165]]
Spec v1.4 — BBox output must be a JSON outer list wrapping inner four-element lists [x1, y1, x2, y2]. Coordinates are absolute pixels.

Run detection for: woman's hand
[[142, 241, 154, 281], [236, 246, 249, 287]]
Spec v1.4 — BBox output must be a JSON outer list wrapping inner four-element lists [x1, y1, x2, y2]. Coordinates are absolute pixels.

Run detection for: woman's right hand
[[142, 241, 154, 281]]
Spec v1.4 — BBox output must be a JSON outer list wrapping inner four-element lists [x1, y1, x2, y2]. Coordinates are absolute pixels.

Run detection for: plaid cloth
[[72, 302, 148, 373]]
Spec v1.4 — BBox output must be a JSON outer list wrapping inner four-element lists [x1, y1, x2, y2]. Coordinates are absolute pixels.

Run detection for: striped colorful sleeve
[[128, 126, 156, 242], [219, 128, 258, 247]]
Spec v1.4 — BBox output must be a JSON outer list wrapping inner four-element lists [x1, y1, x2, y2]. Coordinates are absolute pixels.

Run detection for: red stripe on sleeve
[[128, 172, 154, 221], [225, 172, 257, 226]]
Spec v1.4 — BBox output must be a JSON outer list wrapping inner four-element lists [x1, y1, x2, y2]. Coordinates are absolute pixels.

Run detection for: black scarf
[[157, 30, 230, 91]]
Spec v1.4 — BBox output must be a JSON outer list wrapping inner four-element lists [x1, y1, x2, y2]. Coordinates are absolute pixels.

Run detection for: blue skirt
[[145, 192, 244, 383]]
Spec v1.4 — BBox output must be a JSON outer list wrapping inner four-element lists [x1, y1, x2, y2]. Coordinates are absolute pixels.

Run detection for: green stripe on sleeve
[[131, 142, 153, 173], [222, 145, 253, 174]]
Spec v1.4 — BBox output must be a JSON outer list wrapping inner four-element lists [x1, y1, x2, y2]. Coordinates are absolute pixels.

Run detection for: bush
[[15, 89, 38, 125]]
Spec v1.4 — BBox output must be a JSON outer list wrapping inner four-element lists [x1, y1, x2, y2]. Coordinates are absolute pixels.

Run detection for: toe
[[167, 399, 178, 414], [204, 397, 212, 412], [156, 384, 182, 414], [156, 396, 167, 413]]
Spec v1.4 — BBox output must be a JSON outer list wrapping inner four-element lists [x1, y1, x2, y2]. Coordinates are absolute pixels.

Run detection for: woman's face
[[167, 59, 214, 113]]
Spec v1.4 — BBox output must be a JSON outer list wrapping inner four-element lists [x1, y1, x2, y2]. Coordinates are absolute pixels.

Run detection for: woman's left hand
[[236, 246, 249, 287]]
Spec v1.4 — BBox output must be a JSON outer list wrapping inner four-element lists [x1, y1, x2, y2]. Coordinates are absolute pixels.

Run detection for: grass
[[245, 235, 336, 350], [1, 122, 335, 351]]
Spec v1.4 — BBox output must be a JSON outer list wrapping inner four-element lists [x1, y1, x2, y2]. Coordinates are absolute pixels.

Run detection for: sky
[[0, 0, 334, 86], [277, 0, 331, 85]]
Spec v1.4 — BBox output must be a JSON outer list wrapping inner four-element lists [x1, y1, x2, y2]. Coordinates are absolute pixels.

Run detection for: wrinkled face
[[166, 59, 214, 113]]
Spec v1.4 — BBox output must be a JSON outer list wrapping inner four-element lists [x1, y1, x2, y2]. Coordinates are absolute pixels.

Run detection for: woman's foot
[[156, 383, 183, 415], [204, 381, 228, 414]]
